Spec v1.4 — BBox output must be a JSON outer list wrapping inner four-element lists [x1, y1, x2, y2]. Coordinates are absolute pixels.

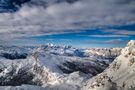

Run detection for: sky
[[0, 0, 135, 48]]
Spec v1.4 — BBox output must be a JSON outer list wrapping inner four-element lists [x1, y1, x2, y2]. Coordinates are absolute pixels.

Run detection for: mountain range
[[0, 41, 130, 90]]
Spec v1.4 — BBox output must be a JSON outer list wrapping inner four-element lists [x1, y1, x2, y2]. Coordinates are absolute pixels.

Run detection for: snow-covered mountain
[[0, 44, 121, 60], [0, 45, 35, 60], [0, 44, 122, 90], [82, 40, 135, 90]]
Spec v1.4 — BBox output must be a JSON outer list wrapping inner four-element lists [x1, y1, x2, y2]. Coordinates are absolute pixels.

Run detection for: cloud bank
[[0, 0, 135, 44]]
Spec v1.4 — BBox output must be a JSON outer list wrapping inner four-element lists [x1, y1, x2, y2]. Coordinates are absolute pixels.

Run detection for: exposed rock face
[[0, 60, 34, 86], [0, 56, 57, 86], [82, 40, 135, 90]]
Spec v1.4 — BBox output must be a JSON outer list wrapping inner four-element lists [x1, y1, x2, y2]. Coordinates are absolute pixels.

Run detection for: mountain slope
[[0, 44, 121, 90], [82, 40, 135, 90]]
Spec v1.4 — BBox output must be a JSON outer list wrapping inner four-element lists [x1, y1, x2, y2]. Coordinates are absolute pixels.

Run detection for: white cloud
[[85, 34, 129, 38], [105, 39, 126, 44], [113, 30, 135, 35], [0, 0, 135, 44], [84, 39, 128, 45], [103, 29, 135, 35]]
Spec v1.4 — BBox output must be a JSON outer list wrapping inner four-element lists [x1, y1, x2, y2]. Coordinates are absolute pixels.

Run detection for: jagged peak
[[127, 40, 135, 47], [46, 43, 54, 47], [121, 40, 135, 57]]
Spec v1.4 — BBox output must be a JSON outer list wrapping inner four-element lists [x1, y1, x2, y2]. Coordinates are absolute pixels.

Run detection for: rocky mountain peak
[[127, 40, 135, 47]]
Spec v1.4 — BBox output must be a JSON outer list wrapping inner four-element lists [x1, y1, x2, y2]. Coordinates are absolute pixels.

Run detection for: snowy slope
[[0, 44, 121, 61], [82, 40, 135, 90], [0, 46, 35, 60], [0, 44, 121, 90]]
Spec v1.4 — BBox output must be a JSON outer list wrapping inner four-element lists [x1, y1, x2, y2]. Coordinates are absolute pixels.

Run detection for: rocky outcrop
[[82, 40, 135, 90]]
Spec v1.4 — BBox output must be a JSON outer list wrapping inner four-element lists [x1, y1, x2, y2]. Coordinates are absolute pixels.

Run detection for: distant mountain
[[0, 44, 121, 60], [0, 45, 35, 59], [0, 43, 122, 90]]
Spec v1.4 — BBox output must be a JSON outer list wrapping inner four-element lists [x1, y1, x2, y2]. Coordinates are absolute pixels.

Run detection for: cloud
[[104, 39, 127, 44], [112, 30, 135, 35], [0, 0, 135, 44], [103, 29, 135, 35], [84, 39, 128, 45], [86, 34, 129, 38]]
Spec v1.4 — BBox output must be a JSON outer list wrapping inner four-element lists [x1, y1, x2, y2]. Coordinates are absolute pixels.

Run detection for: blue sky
[[14, 24, 135, 48], [0, 0, 135, 48]]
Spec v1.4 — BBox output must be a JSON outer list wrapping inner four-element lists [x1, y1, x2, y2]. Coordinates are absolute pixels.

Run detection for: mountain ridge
[[1, 41, 135, 90], [82, 40, 135, 90]]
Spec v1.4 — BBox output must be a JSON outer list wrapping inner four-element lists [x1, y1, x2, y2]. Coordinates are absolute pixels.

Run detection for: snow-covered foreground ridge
[[83, 40, 135, 90], [0, 44, 123, 90]]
